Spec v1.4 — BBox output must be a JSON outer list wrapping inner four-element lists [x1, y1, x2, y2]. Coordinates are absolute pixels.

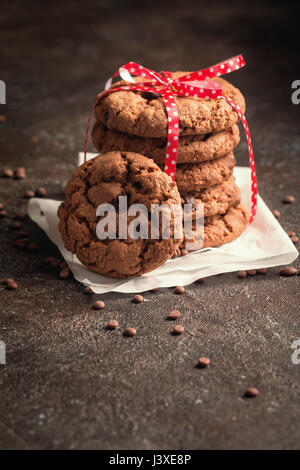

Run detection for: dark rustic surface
[[0, 0, 300, 450]]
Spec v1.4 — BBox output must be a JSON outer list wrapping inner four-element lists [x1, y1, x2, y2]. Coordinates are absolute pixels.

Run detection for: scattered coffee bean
[[198, 357, 211, 368], [50, 258, 61, 268], [174, 286, 185, 295], [124, 327, 136, 337], [195, 278, 205, 283], [13, 239, 28, 249], [150, 288, 159, 292], [257, 268, 267, 274], [92, 300, 105, 310], [3, 168, 13, 178], [107, 320, 119, 330], [0, 210, 8, 218], [59, 267, 70, 279], [291, 236, 299, 244], [14, 212, 26, 220], [180, 249, 189, 257], [9, 221, 22, 230], [245, 387, 259, 398], [167, 309, 181, 320], [27, 243, 38, 252], [15, 167, 26, 179], [0, 203, 3, 210], [172, 324, 184, 335], [36, 186, 47, 197], [0, 115, 6, 123], [237, 270, 247, 279], [2, 278, 15, 285], [287, 231, 296, 237], [133, 294, 144, 303], [24, 190, 35, 198], [272, 210, 280, 218], [84, 286, 94, 295], [247, 269, 257, 276], [6, 279, 18, 290], [279, 266, 298, 277], [283, 195, 295, 204]]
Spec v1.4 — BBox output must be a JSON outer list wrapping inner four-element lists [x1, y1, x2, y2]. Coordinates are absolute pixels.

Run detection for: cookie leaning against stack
[[92, 72, 248, 250]]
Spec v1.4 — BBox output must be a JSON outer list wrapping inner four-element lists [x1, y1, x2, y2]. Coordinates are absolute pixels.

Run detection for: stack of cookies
[[91, 72, 248, 251]]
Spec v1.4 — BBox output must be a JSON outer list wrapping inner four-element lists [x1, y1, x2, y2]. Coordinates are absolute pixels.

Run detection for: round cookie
[[182, 177, 241, 217], [171, 152, 236, 195], [58, 151, 183, 278], [92, 121, 240, 165], [182, 205, 248, 249], [95, 73, 245, 138]]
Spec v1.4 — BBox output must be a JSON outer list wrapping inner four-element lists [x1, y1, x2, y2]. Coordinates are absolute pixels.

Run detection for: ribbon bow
[[85, 55, 257, 223]]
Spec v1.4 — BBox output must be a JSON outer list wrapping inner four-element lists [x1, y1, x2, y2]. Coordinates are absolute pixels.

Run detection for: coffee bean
[[247, 269, 257, 276], [15, 167, 26, 179], [287, 231, 296, 237], [279, 266, 298, 276], [150, 288, 159, 292], [49, 258, 61, 268], [257, 268, 267, 274], [174, 286, 185, 295], [24, 190, 35, 198], [36, 186, 47, 197], [172, 325, 184, 335], [0, 210, 8, 218], [283, 195, 296, 204], [272, 210, 280, 218], [14, 212, 26, 220], [195, 278, 205, 283], [27, 243, 38, 252], [6, 279, 18, 290], [180, 249, 189, 257], [13, 239, 28, 249], [84, 286, 94, 295], [167, 309, 181, 320], [245, 387, 259, 398], [0, 115, 6, 123], [107, 320, 119, 330], [9, 221, 22, 230], [3, 168, 13, 178], [133, 294, 144, 303], [59, 267, 70, 279], [0, 203, 3, 210], [2, 278, 15, 285], [124, 327, 136, 337], [92, 300, 105, 310], [291, 236, 299, 244], [198, 357, 210, 368], [237, 270, 247, 279]]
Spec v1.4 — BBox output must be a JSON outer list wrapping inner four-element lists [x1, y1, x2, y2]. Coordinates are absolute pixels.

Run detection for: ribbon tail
[[222, 96, 257, 224]]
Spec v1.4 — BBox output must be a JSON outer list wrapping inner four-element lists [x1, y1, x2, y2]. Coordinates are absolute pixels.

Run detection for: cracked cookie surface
[[182, 176, 241, 217], [92, 121, 240, 165], [58, 151, 183, 278], [95, 74, 245, 138], [170, 152, 236, 195]]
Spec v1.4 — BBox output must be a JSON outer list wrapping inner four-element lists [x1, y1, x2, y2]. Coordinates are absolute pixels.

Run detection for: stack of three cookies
[[91, 73, 248, 250]]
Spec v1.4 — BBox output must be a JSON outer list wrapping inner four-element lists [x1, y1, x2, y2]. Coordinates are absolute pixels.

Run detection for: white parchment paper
[[27, 152, 298, 293]]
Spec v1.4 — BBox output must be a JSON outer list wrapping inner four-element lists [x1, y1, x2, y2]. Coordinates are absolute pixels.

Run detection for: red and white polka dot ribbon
[[85, 55, 257, 223]]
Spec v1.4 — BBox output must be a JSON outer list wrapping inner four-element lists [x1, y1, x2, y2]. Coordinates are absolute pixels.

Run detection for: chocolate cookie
[[183, 205, 248, 249], [92, 121, 240, 165], [95, 73, 245, 138], [183, 177, 241, 217], [171, 152, 236, 195], [58, 151, 183, 278]]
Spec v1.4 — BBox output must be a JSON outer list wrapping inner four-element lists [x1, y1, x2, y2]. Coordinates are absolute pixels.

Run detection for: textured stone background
[[0, 0, 299, 450]]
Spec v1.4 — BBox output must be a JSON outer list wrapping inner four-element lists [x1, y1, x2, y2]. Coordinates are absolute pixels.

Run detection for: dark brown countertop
[[0, 0, 300, 450]]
